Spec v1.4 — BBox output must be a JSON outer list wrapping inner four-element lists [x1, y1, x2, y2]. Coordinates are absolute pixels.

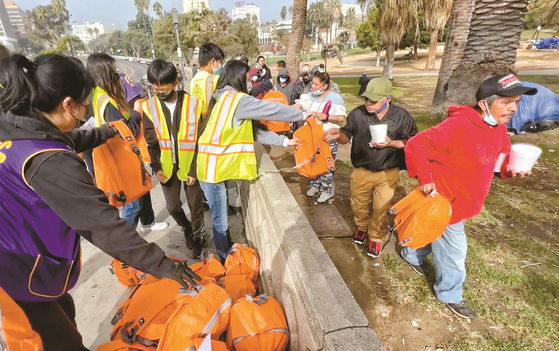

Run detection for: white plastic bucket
[[369, 124, 388, 144], [510, 143, 542, 173]]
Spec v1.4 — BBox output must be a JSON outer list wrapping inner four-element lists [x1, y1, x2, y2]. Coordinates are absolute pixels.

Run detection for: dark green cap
[[361, 77, 392, 102]]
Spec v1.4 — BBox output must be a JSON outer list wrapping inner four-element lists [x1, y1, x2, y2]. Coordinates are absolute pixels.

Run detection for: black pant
[[17, 293, 89, 351], [138, 191, 156, 226], [161, 168, 205, 238]]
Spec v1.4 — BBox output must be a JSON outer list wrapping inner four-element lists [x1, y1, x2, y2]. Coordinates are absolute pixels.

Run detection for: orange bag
[[93, 120, 152, 207], [217, 275, 256, 303], [260, 91, 291, 133], [224, 244, 260, 287], [189, 252, 226, 281], [183, 338, 228, 351], [293, 117, 335, 178], [109, 259, 141, 286], [109, 279, 184, 348], [97, 339, 155, 351], [157, 283, 233, 350], [0, 287, 43, 351], [389, 188, 452, 250], [226, 294, 289, 351]]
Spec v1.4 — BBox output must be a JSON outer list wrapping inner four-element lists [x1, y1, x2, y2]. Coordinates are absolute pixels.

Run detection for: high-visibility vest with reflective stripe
[[142, 95, 201, 181], [197, 90, 256, 183], [190, 71, 219, 118], [92, 86, 130, 127]]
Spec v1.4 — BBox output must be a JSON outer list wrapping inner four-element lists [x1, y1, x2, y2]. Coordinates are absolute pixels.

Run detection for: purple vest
[[0, 140, 81, 302]]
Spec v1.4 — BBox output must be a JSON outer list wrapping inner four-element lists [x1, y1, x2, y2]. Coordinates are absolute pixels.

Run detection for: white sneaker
[[141, 221, 169, 232], [306, 186, 320, 197], [317, 191, 334, 204]]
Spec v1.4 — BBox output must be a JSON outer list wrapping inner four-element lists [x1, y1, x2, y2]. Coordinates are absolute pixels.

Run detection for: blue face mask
[[213, 66, 222, 75], [311, 87, 324, 97], [482, 101, 498, 126]]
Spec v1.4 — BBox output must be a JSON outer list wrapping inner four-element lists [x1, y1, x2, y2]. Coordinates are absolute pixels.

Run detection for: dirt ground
[[269, 75, 559, 350]]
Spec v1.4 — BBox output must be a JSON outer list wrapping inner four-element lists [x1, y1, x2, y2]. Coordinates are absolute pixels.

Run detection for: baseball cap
[[476, 74, 537, 101], [361, 77, 392, 102]]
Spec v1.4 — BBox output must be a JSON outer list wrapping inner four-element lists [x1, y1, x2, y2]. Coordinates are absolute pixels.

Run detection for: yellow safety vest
[[190, 71, 219, 118], [197, 90, 257, 183], [92, 86, 130, 127], [142, 94, 201, 181]]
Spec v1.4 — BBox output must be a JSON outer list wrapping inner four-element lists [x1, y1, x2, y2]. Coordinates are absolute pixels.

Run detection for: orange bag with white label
[[224, 244, 260, 287], [293, 117, 335, 178], [189, 252, 226, 281], [260, 91, 291, 133], [226, 294, 289, 351], [0, 287, 43, 351]]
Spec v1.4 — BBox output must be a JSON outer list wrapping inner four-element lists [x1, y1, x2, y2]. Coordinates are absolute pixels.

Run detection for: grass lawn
[[521, 28, 559, 40], [334, 75, 559, 350]]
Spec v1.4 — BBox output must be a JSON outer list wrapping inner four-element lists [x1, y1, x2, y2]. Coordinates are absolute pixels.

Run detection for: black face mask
[[157, 90, 176, 102], [302, 76, 310, 84]]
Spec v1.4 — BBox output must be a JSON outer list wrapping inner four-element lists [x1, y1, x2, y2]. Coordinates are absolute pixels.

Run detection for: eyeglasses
[[81, 103, 90, 110]]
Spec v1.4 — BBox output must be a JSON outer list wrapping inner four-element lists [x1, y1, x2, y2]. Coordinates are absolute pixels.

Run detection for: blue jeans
[[401, 221, 467, 304], [122, 199, 141, 229], [199, 181, 230, 261]]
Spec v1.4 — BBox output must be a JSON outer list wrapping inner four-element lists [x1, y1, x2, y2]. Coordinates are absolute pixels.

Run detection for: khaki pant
[[350, 167, 400, 241]]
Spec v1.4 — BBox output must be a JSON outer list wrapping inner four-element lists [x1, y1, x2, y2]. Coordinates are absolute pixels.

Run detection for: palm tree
[[323, 0, 342, 44], [281, 6, 287, 22], [542, 0, 559, 24], [431, 0, 530, 118], [380, 0, 412, 79], [289, 6, 293, 19], [356, 0, 371, 21], [308, 1, 328, 51], [286, 0, 308, 77], [424, 0, 453, 70], [153, 2, 164, 18], [87, 27, 93, 37], [94, 27, 99, 38], [134, 0, 157, 57]]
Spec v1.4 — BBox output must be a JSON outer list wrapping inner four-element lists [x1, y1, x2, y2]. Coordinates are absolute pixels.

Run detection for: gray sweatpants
[[310, 140, 339, 194]]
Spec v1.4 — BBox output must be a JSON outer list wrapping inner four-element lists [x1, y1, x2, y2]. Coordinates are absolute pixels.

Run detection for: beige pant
[[350, 167, 400, 241]]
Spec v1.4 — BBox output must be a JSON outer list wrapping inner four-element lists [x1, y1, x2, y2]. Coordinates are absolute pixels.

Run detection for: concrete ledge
[[238, 144, 384, 351]]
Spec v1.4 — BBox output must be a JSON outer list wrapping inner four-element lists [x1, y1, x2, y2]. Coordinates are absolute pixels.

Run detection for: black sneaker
[[366, 240, 382, 258], [399, 253, 427, 276], [353, 229, 367, 245], [192, 237, 207, 259], [183, 228, 195, 250], [445, 301, 476, 319]]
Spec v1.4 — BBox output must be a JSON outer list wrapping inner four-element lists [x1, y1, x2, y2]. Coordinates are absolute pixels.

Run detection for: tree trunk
[[425, 27, 439, 70], [383, 43, 395, 79], [286, 0, 308, 77], [413, 42, 418, 60], [376, 50, 381, 66]]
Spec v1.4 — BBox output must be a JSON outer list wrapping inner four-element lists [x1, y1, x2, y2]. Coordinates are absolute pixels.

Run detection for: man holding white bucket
[[325, 78, 418, 258], [402, 74, 538, 319]]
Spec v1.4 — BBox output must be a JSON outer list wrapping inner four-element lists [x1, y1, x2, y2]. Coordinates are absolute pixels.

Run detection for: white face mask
[[279, 77, 288, 84], [482, 100, 498, 126], [247, 81, 253, 92]]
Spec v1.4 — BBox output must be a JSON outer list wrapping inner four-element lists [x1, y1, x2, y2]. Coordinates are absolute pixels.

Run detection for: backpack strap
[[246, 293, 268, 305], [98, 339, 154, 351], [95, 142, 128, 204], [110, 121, 149, 186]]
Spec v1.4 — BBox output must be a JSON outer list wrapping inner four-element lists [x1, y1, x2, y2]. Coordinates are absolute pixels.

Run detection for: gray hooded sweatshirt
[[274, 68, 296, 105]]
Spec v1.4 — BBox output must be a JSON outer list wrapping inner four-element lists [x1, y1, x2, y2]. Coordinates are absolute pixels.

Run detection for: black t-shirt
[[341, 104, 418, 172]]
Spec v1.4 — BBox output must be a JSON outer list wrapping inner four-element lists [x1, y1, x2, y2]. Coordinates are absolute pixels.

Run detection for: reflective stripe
[[206, 155, 217, 183], [159, 140, 173, 150], [178, 97, 199, 144], [233, 328, 289, 346], [205, 74, 216, 107], [0, 298, 7, 351], [200, 297, 232, 338], [210, 91, 240, 145], [147, 98, 165, 143], [198, 143, 254, 155], [179, 142, 196, 150]]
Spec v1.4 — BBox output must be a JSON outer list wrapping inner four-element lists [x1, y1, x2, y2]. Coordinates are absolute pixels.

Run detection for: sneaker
[[306, 186, 319, 197], [192, 237, 207, 259], [366, 240, 382, 258], [140, 221, 169, 232], [399, 252, 426, 276], [317, 191, 334, 204], [445, 301, 476, 319], [183, 228, 195, 250], [353, 229, 367, 245]]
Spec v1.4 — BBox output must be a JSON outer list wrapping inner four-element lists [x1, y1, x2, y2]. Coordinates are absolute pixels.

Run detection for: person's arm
[[255, 128, 288, 147], [143, 114, 163, 175], [66, 124, 117, 154], [372, 111, 419, 150], [235, 95, 306, 123], [105, 104, 142, 137], [25, 151, 174, 278]]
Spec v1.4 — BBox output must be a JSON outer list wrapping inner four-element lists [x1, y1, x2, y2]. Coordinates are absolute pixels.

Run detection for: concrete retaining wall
[[238, 144, 384, 351]]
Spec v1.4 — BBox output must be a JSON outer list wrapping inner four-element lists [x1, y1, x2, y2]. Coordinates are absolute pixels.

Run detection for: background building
[[104, 24, 123, 34], [340, 4, 363, 18], [4, 1, 24, 38], [0, 1, 16, 49], [71, 21, 105, 44], [183, 0, 210, 13], [232, 2, 260, 25]]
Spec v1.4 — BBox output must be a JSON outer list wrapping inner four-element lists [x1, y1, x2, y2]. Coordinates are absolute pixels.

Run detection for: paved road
[[115, 58, 149, 82]]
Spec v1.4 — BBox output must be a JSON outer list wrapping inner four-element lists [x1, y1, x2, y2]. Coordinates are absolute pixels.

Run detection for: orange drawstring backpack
[[224, 244, 260, 287], [188, 252, 226, 281], [216, 275, 256, 303], [293, 117, 335, 179], [226, 294, 289, 351], [156, 283, 232, 350], [260, 91, 291, 133], [389, 188, 453, 250], [93, 120, 152, 207], [109, 259, 141, 286], [182, 338, 228, 351], [0, 287, 43, 351], [97, 339, 155, 351]]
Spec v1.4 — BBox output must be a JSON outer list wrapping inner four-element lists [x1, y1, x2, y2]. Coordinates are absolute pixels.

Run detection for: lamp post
[[171, 6, 184, 75]]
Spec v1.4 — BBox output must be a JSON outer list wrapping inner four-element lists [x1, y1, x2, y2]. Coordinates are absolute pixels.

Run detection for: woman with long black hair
[[197, 60, 326, 261], [0, 54, 199, 350]]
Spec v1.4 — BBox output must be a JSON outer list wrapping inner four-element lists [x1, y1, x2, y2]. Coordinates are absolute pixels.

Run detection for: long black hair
[[87, 53, 129, 113], [0, 54, 94, 116]]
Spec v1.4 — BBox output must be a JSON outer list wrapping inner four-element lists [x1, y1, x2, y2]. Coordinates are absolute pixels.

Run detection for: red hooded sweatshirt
[[405, 105, 512, 224]]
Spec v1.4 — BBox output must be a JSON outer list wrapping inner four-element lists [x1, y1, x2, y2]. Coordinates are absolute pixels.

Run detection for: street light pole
[[171, 6, 184, 77]]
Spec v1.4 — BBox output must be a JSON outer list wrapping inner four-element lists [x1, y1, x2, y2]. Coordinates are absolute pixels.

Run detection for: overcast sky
[[13, 0, 359, 29]]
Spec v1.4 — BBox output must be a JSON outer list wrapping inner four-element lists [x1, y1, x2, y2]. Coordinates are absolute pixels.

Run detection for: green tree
[[357, 7, 384, 66], [336, 30, 351, 63], [125, 29, 150, 57], [380, 0, 413, 79], [308, 1, 329, 52], [281, 6, 287, 22], [425, 0, 452, 70], [56, 35, 85, 54], [231, 17, 260, 58], [23, 5, 67, 50], [153, 2, 164, 18], [344, 7, 361, 47]]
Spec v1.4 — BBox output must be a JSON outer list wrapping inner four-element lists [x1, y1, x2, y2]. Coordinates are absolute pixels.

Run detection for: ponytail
[[0, 54, 37, 115], [0, 54, 94, 116]]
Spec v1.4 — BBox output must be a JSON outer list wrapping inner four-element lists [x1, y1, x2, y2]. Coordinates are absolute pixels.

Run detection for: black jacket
[[0, 111, 174, 278]]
